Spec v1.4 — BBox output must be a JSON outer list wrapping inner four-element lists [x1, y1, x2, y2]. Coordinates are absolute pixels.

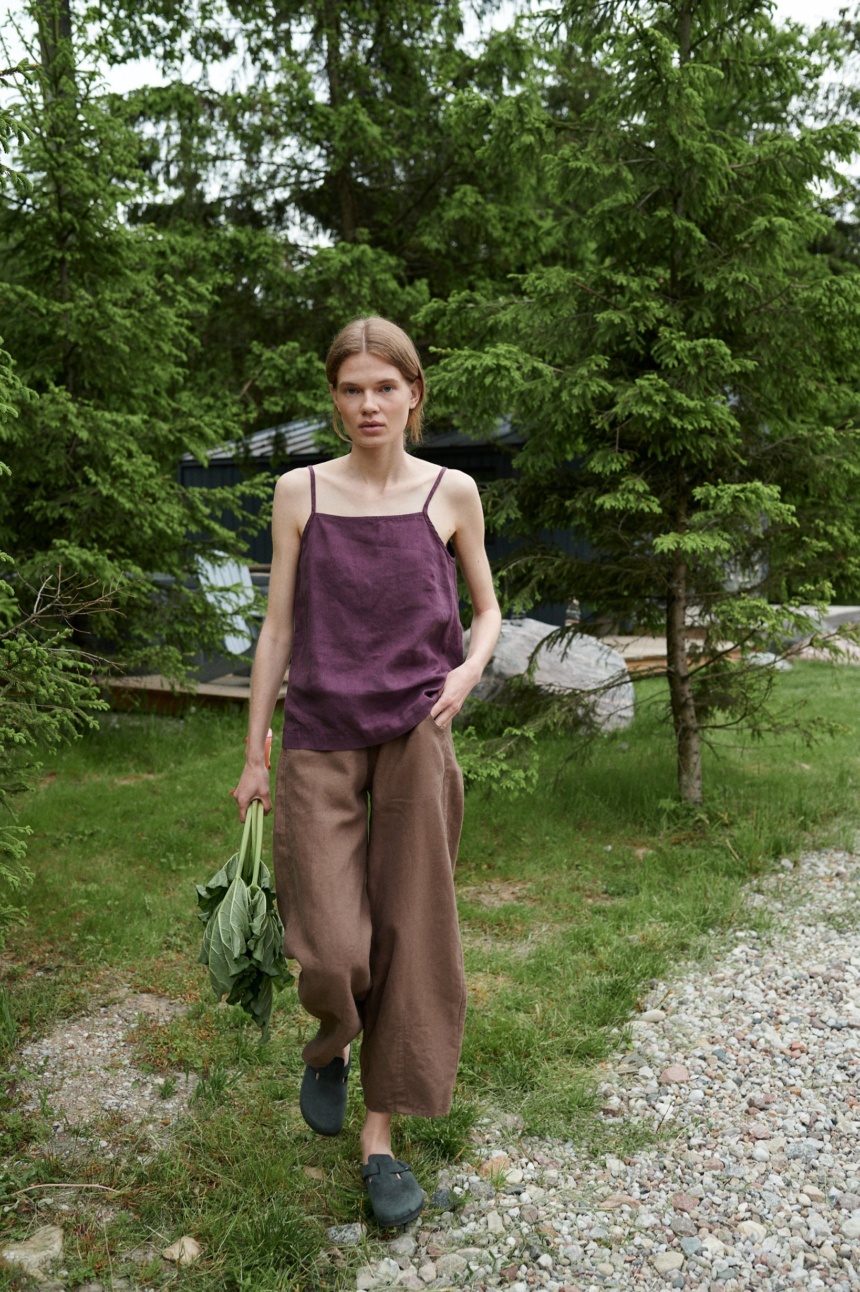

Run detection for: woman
[[232, 316, 501, 1227]]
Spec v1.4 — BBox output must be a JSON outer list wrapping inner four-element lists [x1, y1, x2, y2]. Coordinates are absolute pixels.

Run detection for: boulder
[[468, 617, 634, 730], [0, 1225, 64, 1280]]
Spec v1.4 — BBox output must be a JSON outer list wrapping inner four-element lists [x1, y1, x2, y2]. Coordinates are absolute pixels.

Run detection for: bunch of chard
[[196, 798, 291, 1040]]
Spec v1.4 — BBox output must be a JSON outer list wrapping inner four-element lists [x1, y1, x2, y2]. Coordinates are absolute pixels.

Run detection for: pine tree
[[0, 1, 268, 675], [0, 58, 105, 946], [88, 0, 553, 430], [427, 0, 860, 802]]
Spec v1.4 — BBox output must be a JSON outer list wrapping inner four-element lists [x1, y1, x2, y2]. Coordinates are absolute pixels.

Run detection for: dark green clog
[[299, 1054, 350, 1136], [361, 1154, 425, 1227]]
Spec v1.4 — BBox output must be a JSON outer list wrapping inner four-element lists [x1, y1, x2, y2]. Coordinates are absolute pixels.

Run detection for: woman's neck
[[342, 442, 417, 491]]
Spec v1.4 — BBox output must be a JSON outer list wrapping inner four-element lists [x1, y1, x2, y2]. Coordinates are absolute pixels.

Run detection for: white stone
[[841, 1214, 860, 1240], [487, 1210, 505, 1235], [738, 1220, 767, 1242], [162, 1236, 202, 1265], [0, 1226, 64, 1279], [652, 1250, 685, 1273], [640, 1009, 667, 1022], [388, 1235, 417, 1257], [417, 1263, 436, 1284], [467, 617, 635, 730], [749, 651, 793, 671]]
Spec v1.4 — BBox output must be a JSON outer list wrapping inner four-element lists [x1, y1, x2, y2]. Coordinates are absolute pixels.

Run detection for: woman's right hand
[[231, 764, 273, 819]]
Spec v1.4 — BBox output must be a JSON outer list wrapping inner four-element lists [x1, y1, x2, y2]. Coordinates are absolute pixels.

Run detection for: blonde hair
[[326, 316, 426, 445]]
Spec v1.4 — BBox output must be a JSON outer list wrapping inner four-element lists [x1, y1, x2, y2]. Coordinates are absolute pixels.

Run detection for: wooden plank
[[103, 672, 287, 713]]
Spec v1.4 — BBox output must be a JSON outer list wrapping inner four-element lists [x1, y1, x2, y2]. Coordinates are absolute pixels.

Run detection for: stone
[[1, 1225, 64, 1279], [327, 1223, 364, 1247], [652, 1251, 685, 1273], [487, 1210, 506, 1234], [366, 1258, 400, 1286], [737, 1220, 767, 1242], [467, 617, 634, 730], [841, 1215, 860, 1240], [749, 651, 793, 671], [435, 1253, 468, 1276], [702, 1234, 727, 1257], [640, 1009, 667, 1022], [671, 1192, 699, 1213], [303, 1165, 325, 1180], [417, 1263, 437, 1284], [478, 1153, 510, 1178], [670, 1214, 697, 1237], [454, 1246, 483, 1261], [680, 1237, 703, 1256], [428, 1187, 453, 1209], [388, 1234, 416, 1257], [162, 1235, 202, 1265], [357, 1266, 378, 1290], [396, 1276, 423, 1291], [660, 1065, 691, 1084]]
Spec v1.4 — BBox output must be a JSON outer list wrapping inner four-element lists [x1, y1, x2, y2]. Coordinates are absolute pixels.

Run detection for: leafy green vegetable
[[196, 801, 291, 1040]]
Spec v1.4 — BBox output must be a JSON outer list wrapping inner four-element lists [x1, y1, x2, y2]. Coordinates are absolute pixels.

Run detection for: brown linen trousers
[[272, 714, 466, 1116]]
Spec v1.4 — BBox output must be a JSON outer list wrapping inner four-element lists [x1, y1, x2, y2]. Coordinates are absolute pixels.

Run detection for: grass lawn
[[1, 661, 859, 1290]]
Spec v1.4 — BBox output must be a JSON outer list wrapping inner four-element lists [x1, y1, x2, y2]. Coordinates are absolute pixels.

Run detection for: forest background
[[4, 0, 860, 914]]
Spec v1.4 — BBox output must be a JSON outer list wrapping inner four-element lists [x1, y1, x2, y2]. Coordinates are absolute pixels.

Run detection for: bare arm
[[231, 469, 309, 818], [430, 472, 502, 729]]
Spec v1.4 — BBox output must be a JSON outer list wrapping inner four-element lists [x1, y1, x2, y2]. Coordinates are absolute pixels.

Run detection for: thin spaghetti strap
[[422, 467, 446, 514], [308, 464, 316, 514]]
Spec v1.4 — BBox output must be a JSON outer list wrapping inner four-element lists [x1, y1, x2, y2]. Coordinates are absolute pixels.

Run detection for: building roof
[[183, 416, 523, 464]]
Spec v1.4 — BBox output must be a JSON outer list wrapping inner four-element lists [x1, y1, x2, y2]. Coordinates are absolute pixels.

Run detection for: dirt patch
[[459, 879, 535, 908], [462, 922, 554, 958], [17, 990, 198, 1150]]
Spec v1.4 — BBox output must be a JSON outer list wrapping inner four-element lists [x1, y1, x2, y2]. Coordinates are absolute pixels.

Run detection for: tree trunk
[[321, 0, 357, 242], [666, 548, 703, 804], [33, 0, 76, 392], [664, 0, 700, 803], [34, 0, 74, 100]]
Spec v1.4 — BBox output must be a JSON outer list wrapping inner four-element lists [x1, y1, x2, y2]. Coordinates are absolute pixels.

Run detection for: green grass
[[1, 662, 859, 1289]]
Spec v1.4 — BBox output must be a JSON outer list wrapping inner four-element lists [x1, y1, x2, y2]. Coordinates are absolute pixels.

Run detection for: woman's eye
[[381, 385, 394, 393]]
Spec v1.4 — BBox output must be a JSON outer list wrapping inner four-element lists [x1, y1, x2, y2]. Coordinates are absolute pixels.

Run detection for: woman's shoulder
[[436, 466, 480, 502], [274, 465, 313, 501]]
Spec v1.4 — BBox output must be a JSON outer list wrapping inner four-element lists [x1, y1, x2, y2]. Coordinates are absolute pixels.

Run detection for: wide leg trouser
[[272, 714, 466, 1117]]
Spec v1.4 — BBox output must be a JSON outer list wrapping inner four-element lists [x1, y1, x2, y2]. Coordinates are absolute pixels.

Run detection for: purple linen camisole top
[[282, 465, 464, 751]]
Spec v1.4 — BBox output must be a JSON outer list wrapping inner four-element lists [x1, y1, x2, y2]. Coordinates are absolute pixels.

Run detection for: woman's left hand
[[430, 661, 481, 729]]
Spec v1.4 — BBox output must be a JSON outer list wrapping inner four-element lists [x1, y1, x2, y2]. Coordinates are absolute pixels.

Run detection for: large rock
[[0, 1225, 64, 1280], [469, 617, 634, 730]]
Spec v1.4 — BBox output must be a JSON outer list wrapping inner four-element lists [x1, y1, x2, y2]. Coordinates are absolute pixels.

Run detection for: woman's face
[[330, 353, 419, 448]]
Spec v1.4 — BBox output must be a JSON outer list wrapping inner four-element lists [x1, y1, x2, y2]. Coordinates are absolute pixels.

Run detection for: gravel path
[[345, 845, 860, 1291]]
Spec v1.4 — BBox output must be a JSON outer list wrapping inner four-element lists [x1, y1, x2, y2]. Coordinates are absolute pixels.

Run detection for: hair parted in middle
[[325, 316, 426, 445]]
